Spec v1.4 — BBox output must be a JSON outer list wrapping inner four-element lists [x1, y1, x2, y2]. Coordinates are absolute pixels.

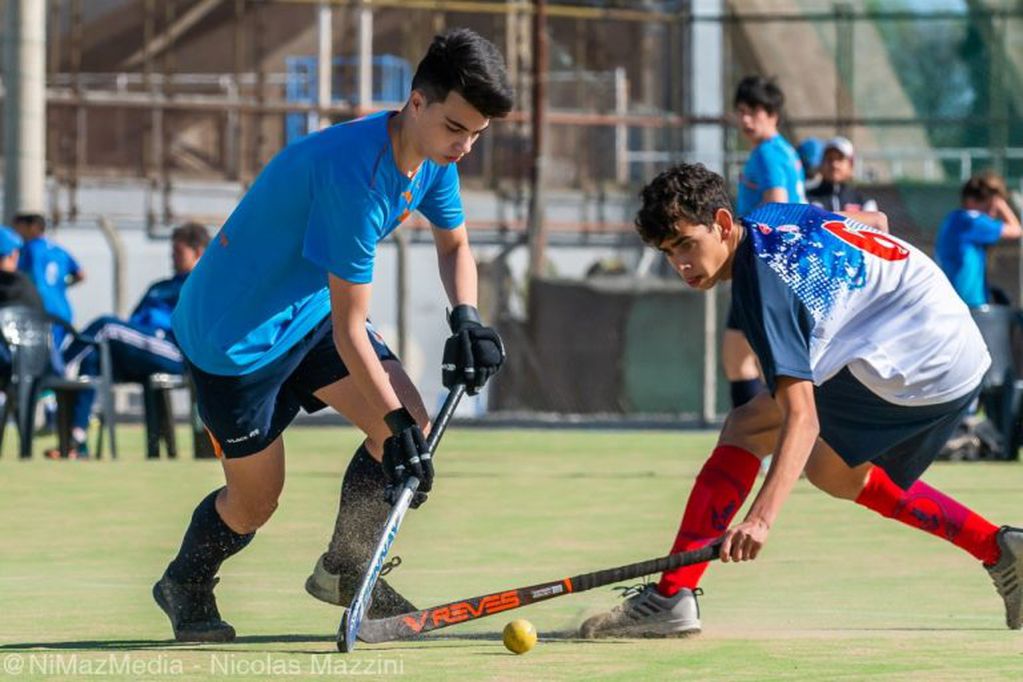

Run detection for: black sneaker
[[153, 573, 236, 642], [304, 553, 416, 618]]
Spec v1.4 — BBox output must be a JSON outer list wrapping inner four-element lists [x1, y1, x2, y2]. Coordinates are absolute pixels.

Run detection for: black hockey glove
[[381, 407, 432, 508], [441, 304, 506, 396]]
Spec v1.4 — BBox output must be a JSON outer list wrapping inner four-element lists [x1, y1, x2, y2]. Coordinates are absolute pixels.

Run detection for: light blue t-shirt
[[935, 208, 1004, 308], [18, 237, 80, 323], [737, 134, 806, 217], [173, 111, 465, 375]]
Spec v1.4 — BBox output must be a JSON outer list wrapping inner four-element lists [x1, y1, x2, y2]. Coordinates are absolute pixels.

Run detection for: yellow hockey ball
[[503, 619, 537, 654]]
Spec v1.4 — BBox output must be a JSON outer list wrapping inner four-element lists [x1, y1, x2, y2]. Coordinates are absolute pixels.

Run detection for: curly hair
[[634, 164, 733, 246]]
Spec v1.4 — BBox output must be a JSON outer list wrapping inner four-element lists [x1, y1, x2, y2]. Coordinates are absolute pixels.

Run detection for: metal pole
[[97, 216, 126, 317], [613, 67, 628, 184], [395, 229, 409, 361], [3, 0, 47, 219], [526, 0, 548, 279], [357, 2, 373, 113], [702, 286, 718, 426], [317, 1, 333, 130], [834, 2, 853, 136]]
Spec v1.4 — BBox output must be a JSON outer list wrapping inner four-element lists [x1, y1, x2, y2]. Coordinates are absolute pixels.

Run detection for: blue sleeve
[[416, 164, 464, 229], [962, 213, 1004, 245], [758, 145, 790, 195], [302, 167, 386, 285], [738, 257, 814, 391]]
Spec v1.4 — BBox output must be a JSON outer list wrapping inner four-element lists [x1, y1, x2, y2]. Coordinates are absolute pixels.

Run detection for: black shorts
[[188, 316, 397, 458], [815, 367, 981, 488]]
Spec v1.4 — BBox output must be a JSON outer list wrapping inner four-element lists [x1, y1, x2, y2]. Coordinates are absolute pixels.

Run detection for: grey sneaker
[[986, 526, 1023, 629], [579, 584, 702, 638], [304, 553, 416, 618]]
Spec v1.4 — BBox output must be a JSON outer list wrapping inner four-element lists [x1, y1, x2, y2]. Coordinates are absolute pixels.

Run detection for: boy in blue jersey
[[936, 171, 1021, 307], [582, 164, 1023, 638], [726, 76, 806, 409], [12, 212, 85, 350], [55, 223, 210, 459], [153, 29, 513, 642]]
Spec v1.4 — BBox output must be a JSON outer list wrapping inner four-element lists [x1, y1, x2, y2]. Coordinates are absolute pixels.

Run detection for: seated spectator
[[55, 223, 210, 459], [807, 136, 878, 212], [797, 137, 825, 192], [0, 225, 44, 385], [12, 212, 84, 350], [936, 171, 1022, 308]]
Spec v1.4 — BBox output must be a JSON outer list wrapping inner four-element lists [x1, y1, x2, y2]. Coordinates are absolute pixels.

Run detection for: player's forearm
[[437, 240, 478, 308], [332, 324, 402, 416], [746, 411, 818, 527]]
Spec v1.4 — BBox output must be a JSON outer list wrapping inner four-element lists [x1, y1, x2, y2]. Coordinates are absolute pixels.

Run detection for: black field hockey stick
[[338, 384, 466, 653], [354, 539, 723, 644]]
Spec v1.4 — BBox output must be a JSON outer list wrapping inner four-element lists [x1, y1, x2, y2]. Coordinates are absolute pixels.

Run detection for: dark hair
[[411, 28, 514, 119], [13, 212, 46, 229], [733, 75, 784, 116], [961, 170, 1008, 203], [171, 222, 210, 250], [635, 164, 733, 246]]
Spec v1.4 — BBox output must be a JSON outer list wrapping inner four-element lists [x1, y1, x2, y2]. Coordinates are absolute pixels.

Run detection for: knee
[[221, 493, 279, 533], [720, 395, 780, 455], [804, 460, 861, 500]]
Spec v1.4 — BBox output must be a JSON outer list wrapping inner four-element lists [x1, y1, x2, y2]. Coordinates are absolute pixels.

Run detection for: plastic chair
[[0, 306, 118, 459], [144, 372, 215, 459]]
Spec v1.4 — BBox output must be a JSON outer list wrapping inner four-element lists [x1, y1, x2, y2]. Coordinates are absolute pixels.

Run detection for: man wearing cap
[[0, 225, 44, 384], [808, 136, 878, 213]]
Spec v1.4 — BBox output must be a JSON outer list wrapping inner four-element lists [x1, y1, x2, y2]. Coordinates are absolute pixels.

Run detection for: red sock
[[656, 445, 761, 596], [854, 465, 1000, 564]]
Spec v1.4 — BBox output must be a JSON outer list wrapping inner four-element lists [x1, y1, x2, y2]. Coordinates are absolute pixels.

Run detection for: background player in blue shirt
[[57, 223, 210, 459], [582, 163, 1023, 639], [12, 212, 84, 350], [726, 76, 807, 410], [153, 29, 513, 643], [936, 171, 1021, 308]]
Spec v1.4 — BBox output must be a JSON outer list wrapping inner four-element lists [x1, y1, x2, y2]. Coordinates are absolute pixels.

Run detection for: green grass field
[[2, 425, 1023, 680]]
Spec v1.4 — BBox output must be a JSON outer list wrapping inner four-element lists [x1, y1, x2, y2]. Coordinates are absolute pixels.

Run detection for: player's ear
[[715, 208, 734, 238], [408, 90, 427, 117]]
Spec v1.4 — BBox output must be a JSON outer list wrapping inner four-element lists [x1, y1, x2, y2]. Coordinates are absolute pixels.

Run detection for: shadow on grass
[[0, 634, 335, 651], [0, 630, 619, 653]]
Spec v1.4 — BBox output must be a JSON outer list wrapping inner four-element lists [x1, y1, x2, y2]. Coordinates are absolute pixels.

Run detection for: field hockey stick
[[355, 539, 723, 644], [338, 383, 466, 653]]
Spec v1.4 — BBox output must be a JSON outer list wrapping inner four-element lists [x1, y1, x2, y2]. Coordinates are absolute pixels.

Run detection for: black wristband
[[449, 304, 482, 333], [383, 407, 417, 436]]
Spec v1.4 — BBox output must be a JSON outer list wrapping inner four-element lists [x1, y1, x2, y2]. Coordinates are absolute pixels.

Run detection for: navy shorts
[[815, 368, 981, 489], [187, 316, 397, 458]]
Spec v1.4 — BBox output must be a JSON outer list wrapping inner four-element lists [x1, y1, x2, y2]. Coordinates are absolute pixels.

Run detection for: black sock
[[730, 378, 764, 408], [165, 488, 254, 584], [324, 444, 389, 574]]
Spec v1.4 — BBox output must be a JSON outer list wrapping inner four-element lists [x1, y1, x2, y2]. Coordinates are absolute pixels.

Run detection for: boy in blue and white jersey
[[153, 29, 513, 642], [582, 164, 1023, 639]]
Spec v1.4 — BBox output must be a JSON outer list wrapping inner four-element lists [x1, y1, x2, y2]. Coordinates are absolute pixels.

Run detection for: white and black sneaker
[[304, 553, 416, 618], [986, 526, 1023, 629], [579, 584, 702, 638]]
